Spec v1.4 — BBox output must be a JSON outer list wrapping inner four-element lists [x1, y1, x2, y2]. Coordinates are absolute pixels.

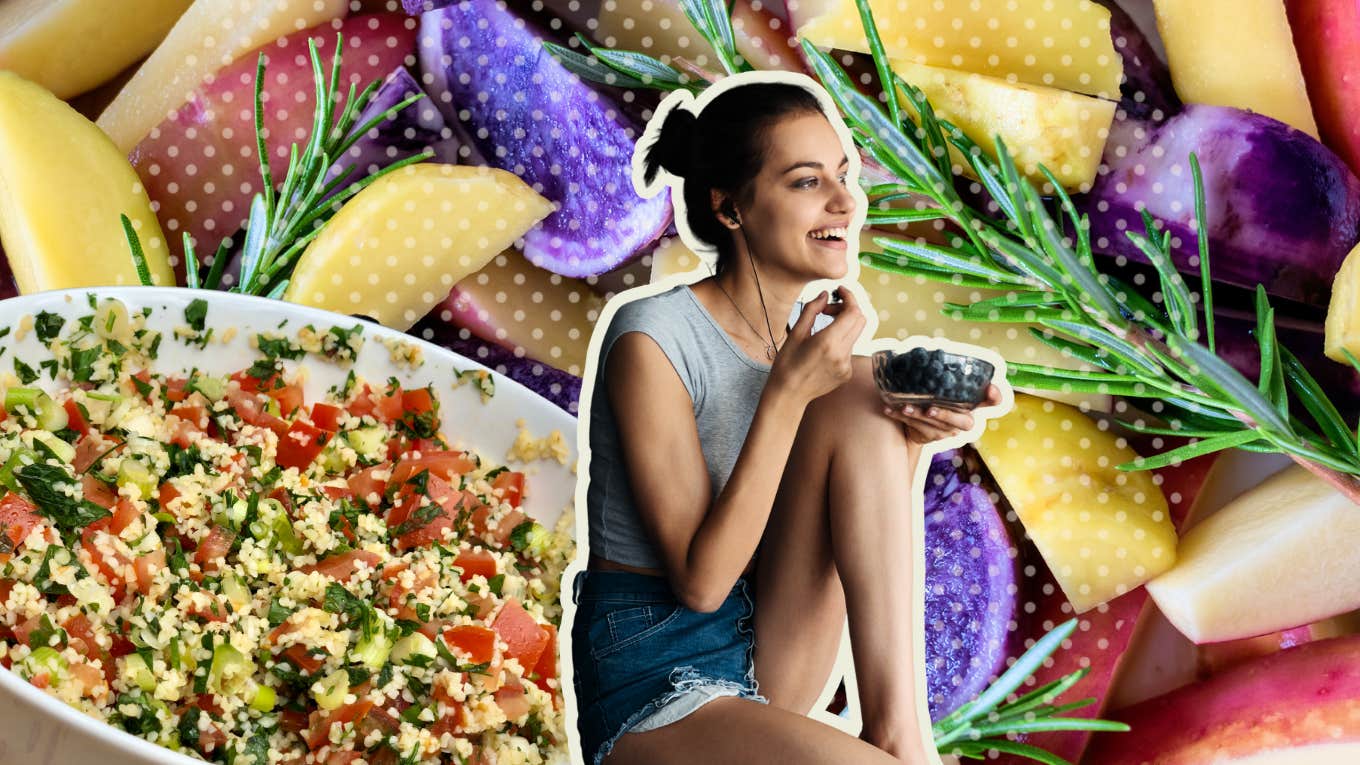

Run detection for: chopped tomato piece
[[376, 386, 404, 422], [388, 451, 477, 487], [441, 625, 496, 665], [81, 474, 118, 510], [196, 723, 228, 755], [346, 463, 391, 509], [276, 420, 333, 471], [81, 520, 130, 592], [412, 437, 443, 453], [305, 699, 374, 750], [310, 402, 344, 432], [464, 591, 496, 620], [532, 624, 558, 692], [163, 376, 189, 403], [319, 484, 354, 502], [345, 383, 377, 419], [0, 493, 42, 560], [282, 644, 325, 674], [390, 477, 479, 551], [187, 593, 229, 622], [429, 699, 464, 739], [280, 708, 309, 734], [73, 434, 117, 474], [69, 661, 104, 697], [62, 613, 96, 657], [63, 399, 89, 436], [128, 369, 154, 401], [109, 497, 140, 535], [381, 561, 438, 610], [492, 599, 551, 672], [225, 387, 289, 436], [169, 403, 209, 428], [470, 505, 527, 549], [133, 549, 165, 594], [194, 525, 234, 574], [158, 482, 182, 513], [401, 388, 435, 415], [453, 548, 497, 583], [299, 550, 381, 581], [494, 683, 531, 721], [109, 634, 135, 659], [271, 383, 305, 418], [492, 471, 525, 509], [169, 403, 208, 433], [13, 615, 42, 646], [347, 383, 403, 423]]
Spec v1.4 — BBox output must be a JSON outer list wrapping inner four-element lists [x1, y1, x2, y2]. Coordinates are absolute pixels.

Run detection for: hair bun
[[643, 105, 699, 184]]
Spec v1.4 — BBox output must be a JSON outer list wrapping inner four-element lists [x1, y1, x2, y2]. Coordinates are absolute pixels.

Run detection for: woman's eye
[[838, 174, 848, 186], [796, 178, 817, 188]]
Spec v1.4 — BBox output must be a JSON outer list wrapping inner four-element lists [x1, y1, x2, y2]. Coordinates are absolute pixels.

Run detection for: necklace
[[714, 277, 784, 361]]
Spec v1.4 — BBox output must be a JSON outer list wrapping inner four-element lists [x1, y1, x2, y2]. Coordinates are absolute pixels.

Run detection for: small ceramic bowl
[[872, 348, 995, 413]]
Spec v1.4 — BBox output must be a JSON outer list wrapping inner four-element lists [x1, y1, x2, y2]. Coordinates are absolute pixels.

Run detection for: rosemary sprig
[[125, 34, 435, 296], [931, 617, 1126, 763]]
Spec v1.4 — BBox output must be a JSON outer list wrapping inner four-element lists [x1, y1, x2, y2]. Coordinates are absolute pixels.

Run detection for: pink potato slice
[[1084, 634, 1360, 765]]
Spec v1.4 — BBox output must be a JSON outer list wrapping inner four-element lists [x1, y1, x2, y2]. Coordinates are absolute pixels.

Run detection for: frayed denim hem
[[590, 666, 769, 765]]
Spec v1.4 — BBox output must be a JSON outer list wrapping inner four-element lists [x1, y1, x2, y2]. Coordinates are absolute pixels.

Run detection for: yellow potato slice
[[0, 0, 191, 99], [0, 71, 174, 293], [284, 164, 555, 331], [95, 0, 348, 151], [976, 393, 1177, 613]]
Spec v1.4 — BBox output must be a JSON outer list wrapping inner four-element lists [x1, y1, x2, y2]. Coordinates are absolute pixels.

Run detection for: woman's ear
[[710, 189, 741, 229]]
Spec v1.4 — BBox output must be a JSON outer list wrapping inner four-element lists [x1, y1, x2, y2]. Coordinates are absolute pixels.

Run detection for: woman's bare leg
[[607, 697, 900, 765], [753, 356, 933, 762], [751, 394, 847, 714]]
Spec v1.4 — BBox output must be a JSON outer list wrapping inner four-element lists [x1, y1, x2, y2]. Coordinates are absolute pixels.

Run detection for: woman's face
[[729, 111, 857, 283]]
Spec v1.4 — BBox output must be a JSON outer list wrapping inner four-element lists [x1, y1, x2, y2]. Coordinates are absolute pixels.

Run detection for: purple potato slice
[[1081, 105, 1360, 306], [416, 0, 673, 278], [922, 449, 1019, 720]]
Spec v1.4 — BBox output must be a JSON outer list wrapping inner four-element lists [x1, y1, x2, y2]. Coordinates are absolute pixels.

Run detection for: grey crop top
[[585, 284, 772, 569]]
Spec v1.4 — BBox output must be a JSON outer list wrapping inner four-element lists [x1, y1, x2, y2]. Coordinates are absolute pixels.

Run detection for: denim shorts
[[571, 570, 768, 765]]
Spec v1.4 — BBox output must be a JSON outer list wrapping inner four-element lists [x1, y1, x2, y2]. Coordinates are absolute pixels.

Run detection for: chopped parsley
[[184, 298, 208, 332], [34, 312, 65, 343]]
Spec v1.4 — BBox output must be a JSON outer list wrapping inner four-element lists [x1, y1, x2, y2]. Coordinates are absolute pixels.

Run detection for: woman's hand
[[883, 383, 1003, 445], [769, 287, 866, 406]]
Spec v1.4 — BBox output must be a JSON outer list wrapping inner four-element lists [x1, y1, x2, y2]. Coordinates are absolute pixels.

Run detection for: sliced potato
[[283, 164, 555, 331], [0, 71, 174, 293], [95, 0, 348, 151], [0, 0, 191, 99]]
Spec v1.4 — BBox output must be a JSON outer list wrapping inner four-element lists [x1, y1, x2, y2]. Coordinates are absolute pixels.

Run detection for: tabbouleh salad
[[0, 296, 574, 765]]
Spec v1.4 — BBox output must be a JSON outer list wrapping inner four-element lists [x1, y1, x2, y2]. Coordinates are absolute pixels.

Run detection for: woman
[[570, 74, 1001, 765]]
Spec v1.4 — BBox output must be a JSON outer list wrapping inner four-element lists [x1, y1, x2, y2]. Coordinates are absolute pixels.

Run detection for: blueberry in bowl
[[872, 347, 995, 412]]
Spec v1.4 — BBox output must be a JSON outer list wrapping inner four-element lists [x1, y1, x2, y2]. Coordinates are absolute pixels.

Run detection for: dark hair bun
[[643, 105, 699, 184]]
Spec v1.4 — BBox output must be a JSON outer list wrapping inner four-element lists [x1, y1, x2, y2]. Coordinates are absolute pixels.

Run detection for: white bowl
[[0, 287, 578, 765]]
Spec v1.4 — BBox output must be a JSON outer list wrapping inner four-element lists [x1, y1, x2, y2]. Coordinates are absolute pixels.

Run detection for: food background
[[3, 0, 1360, 763]]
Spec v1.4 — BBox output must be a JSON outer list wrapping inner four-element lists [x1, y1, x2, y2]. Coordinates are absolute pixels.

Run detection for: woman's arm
[[606, 290, 864, 612], [606, 333, 807, 611]]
